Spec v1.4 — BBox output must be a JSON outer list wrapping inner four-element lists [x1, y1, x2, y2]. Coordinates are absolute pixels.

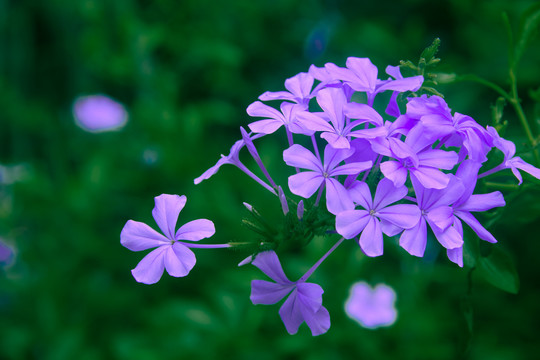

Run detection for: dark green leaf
[[477, 246, 520, 294]]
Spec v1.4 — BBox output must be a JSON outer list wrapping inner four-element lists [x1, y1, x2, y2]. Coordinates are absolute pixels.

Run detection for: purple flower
[[297, 87, 387, 149], [0, 239, 13, 266], [283, 143, 372, 214], [336, 179, 421, 257], [486, 126, 540, 184], [345, 282, 397, 329], [120, 194, 215, 284], [380, 123, 459, 189], [250, 250, 330, 336], [73, 94, 127, 133]]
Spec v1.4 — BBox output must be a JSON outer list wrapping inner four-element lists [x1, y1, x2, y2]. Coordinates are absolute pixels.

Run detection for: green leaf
[[514, 3, 540, 67], [462, 228, 480, 268], [477, 246, 520, 294], [420, 38, 441, 64]]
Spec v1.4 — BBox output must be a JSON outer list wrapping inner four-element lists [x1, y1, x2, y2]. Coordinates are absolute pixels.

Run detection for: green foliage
[[1, 0, 540, 359]]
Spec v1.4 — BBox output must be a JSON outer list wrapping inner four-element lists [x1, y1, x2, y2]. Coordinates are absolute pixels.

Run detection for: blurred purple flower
[[345, 282, 397, 329], [250, 250, 330, 336], [0, 239, 14, 266], [120, 194, 216, 284], [73, 94, 127, 133]]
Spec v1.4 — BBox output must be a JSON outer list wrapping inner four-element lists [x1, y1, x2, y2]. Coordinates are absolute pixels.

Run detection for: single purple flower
[[0, 239, 14, 266], [380, 123, 459, 189], [250, 250, 330, 336], [73, 94, 127, 133], [120, 194, 217, 284], [484, 126, 540, 184], [283, 143, 372, 214], [345, 282, 397, 329], [336, 179, 421, 257], [296, 87, 387, 149]]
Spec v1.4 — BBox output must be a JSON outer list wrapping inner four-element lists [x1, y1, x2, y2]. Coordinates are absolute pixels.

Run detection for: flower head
[[250, 251, 330, 336], [345, 282, 397, 329], [120, 194, 215, 284], [73, 94, 127, 133]]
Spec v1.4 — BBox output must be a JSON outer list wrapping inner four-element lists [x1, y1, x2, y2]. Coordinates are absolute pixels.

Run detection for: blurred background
[[1, 0, 540, 359]]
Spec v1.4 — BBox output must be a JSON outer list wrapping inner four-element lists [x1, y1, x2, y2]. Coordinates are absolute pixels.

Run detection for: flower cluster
[[121, 57, 540, 336]]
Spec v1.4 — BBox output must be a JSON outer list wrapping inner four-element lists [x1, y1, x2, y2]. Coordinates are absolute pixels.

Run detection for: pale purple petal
[[335, 209, 370, 239], [331, 161, 372, 176], [380, 161, 408, 187], [425, 206, 454, 231], [372, 178, 407, 210], [248, 119, 284, 134], [447, 246, 463, 267], [432, 226, 463, 250], [344, 102, 384, 126], [455, 211, 498, 243], [316, 87, 347, 129], [120, 220, 170, 251], [411, 167, 450, 189], [279, 289, 304, 335], [359, 217, 384, 257], [283, 144, 322, 172], [510, 157, 540, 183], [251, 251, 292, 284], [325, 178, 354, 214], [296, 111, 334, 133], [417, 149, 459, 170], [164, 242, 196, 277], [458, 192, 505, 212], [288, 172, 324, 198], [399, 218, 428, 257], [376, 75, 424, 93], [131, 246, 168, 284], [175, 219, 215, 241], [320, 132, 351, 149], [284, 72, 315, 100], [377, 204, 421, 230], [296, 282, 324, 312], [347, 181, 373, 209], [323, 143, 355, 170], [246, 101, 284, 120], [345, 57, 378, 92], [152, 194, 187, 239], [258, 90, 294, 101], [302, 305, 330, 336], [251, 280, 294, 305]]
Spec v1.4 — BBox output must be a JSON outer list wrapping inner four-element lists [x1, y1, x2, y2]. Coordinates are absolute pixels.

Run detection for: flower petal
[[164, 242, 196, 277], [279, 289, 304, 335], [131, 246, 168, 284], [359, 217, 384, 257], [336, 210, 370, 239], [152, 194, 186, 240], [399, 218, 428, 257], [283, 144, 322, 172], [251, 250, 292, 284], [288, 171, 323, 198], [325, 178, 354, 214], [120, 220, 170, 251], [373, 178, 407, 210], [377, 204, 421, 230], [250, 280, 294, 305], [175, 219, 215, 241]]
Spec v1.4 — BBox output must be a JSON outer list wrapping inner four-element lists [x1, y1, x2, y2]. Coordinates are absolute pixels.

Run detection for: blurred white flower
[[73, 94, 127, 133]]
